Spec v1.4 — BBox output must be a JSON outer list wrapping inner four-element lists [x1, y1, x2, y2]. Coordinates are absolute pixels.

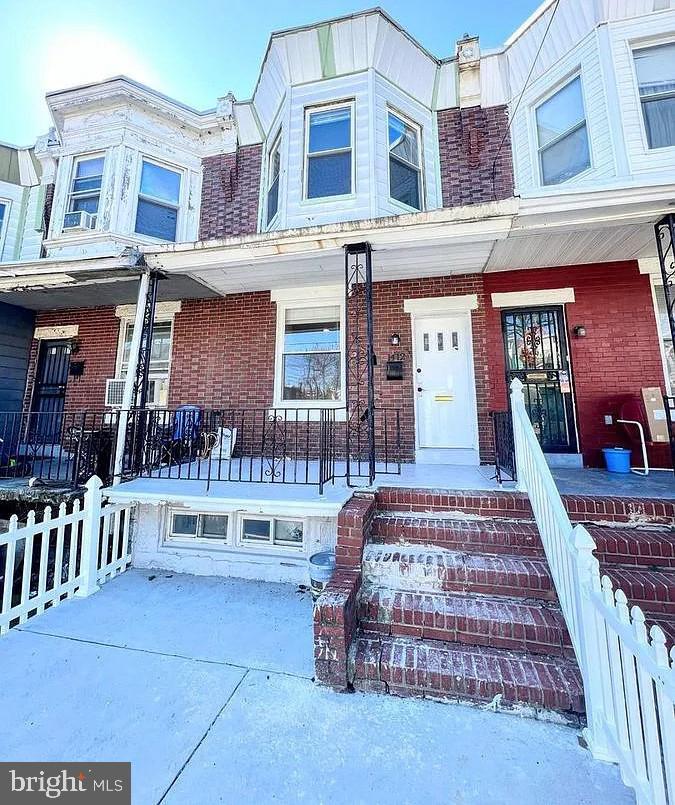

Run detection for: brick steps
[[358, 585, 572, 657], [590, 526, 675, 569], [362, 544, 556, 601], [350, 633, 584, 716], [372, 513, 544, 557], [604, 566, 675, 616]]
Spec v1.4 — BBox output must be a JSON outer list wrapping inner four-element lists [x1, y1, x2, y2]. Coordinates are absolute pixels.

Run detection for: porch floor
[[107, 459, 674, 506], [0, 569, 633, 804]]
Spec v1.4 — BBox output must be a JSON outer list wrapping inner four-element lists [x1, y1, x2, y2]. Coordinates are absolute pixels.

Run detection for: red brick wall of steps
[[313, 488, 675, 720]]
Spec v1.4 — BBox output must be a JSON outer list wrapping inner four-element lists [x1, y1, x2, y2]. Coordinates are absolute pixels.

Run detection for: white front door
[[413, 314, 477, 450]]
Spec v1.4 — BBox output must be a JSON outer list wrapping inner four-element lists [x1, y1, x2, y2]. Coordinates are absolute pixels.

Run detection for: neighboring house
[[0, 2, 672, 579]]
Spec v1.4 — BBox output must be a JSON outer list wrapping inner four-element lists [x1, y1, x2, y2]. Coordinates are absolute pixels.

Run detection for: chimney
[[456, 34, 481, 109]]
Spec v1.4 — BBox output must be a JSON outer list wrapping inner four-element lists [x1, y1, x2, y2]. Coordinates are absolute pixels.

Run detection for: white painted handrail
[[510, 378, 675, 805], [0, 476, 135, 635]]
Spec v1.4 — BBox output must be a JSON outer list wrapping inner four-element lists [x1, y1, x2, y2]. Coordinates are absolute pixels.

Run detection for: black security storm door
[[30, 339, 71, 442], [502, 306, 577, 453]]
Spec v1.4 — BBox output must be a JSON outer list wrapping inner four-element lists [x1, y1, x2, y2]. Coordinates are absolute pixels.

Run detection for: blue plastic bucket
[[602, 447, 632, 474]]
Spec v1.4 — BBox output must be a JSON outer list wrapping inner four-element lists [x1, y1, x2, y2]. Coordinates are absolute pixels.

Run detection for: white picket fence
[[0, 476, 134, 635], [511, 378, 675, 805]]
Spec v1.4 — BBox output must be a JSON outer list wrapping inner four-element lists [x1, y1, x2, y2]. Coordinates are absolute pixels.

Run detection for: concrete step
[[350, 633, 584, 717], [358, 585, 572, 657], [590, 525, 675, 569], [372, 513, 543, 557], [604, 566, 675, 616], [361, 544, 555, 601]]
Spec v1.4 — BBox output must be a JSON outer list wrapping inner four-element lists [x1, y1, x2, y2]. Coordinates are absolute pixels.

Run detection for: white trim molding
[[403, 294, 478, 315], [34, 325, 79, 340], [490, 288, 575, 308], [115, 300, 182, 320], [271, 284, 342, 304]]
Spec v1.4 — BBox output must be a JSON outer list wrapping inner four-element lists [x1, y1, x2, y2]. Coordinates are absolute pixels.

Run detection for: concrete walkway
[[1, 570, 634, 805]]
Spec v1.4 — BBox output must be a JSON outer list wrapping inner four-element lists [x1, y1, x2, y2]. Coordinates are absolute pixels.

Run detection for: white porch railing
[[510, 378, 675, 804], [0, 476, 134, 635]]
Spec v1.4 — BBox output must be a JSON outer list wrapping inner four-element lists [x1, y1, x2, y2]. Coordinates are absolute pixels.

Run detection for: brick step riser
[[357, 612, 573, 658], [373, 519, 675, 568], [361, 565, 557, 602], [349, 637, 585, 716], [371, 523, 545, 558], [375, 489, 675, 527]]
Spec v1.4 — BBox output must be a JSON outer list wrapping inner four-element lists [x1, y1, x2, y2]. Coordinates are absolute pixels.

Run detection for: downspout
[[112, 271, 150, 485]]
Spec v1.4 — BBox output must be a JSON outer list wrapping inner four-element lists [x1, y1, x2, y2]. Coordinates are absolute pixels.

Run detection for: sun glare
[[39, 28, 160, 93]]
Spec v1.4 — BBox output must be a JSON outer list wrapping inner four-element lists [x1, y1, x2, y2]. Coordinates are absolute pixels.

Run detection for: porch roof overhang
[[142, 184, 675, 294], [0, 250, 218, 310]]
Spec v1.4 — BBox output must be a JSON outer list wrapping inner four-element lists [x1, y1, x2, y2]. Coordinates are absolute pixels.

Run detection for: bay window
[[65, 155, 104, 225], [279, 305, 342, 403], [266, 133, 281, 225], [535, 76, 590, 185], [388, 111, 422, 210], [634, 42, 675, 150], [305, 104, 353, 199], [135, 159, 181, 241]]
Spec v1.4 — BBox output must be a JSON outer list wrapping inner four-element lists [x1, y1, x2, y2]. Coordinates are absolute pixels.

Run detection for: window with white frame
[[118, 319, 173, 406], [388, 111, 422, 210], [278, 305, 342, 403], [266, 132, 281, 225], [634, 42, 675, 150], [305, 104, 352, 199], [240, 516, 304, 549], [66, 155, 104, 217], [135, 159, 181, 241], [167, 511, 229, 544], [0, 202, 7, 238], [535, 76, 590, 185]]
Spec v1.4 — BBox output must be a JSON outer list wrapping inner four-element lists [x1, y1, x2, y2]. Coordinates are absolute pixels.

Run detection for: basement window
[[135, 159, 181, 241], [305, 103, 353, 199], [167, 511, 230, 544], [535, 76, 590, 185], [240, 516, 304, 550], [634, 42, 675, 150]]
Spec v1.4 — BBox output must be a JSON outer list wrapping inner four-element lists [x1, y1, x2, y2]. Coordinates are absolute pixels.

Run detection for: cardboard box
[[641, 387, 669, 443]]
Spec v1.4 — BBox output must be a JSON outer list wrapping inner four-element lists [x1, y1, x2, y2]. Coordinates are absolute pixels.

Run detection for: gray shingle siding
[[0, 302, 34, 410]]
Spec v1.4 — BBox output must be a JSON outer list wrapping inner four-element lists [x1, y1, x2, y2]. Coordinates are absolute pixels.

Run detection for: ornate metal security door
[[502, 306, 577, 452]]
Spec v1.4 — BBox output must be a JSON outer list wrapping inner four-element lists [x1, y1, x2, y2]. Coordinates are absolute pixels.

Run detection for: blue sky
[[0, 0, 542, 145]]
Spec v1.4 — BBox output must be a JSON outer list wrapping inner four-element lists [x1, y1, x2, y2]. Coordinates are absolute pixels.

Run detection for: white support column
[[509, 378, 527, 492], [112, 271, 150, 485], [75, 475, 103, 597]]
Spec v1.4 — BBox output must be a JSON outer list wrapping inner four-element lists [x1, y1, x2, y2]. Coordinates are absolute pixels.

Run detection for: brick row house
[[1, 2, 675, 731]]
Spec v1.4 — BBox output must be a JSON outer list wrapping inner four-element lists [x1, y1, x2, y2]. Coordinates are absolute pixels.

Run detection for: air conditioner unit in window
[[63, 210, 97, 231], [105, 378, 126, 407]]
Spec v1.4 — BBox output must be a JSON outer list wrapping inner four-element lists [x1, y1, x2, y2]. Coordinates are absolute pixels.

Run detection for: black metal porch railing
[[0, 410, 119, 488], [0, 405, 402, 493], [122, 406, 402, 493], [491, 410, 516, 484]]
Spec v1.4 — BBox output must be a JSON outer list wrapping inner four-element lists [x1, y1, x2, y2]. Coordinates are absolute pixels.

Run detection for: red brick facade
[[25, 307, 119, 411], [484, 261, 669, 467], [26, 260, 668, 469], [437, 105, 514, 207], [198, 145, 263, 240]]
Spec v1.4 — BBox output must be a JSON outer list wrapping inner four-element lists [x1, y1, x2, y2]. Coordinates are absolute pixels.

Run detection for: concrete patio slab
[[19, 569, 315, 678], [0, 628, 246, 805], [1, 570, 634, 804], [164, 669, 634, 805]]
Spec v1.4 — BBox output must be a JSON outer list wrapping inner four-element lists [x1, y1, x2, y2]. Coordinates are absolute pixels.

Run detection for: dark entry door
[[31, 339, 71, 442], [502, 306, 577, 453]]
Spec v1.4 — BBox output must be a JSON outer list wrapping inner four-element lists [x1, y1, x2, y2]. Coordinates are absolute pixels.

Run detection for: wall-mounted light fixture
[[573, 325, 587, 338], [389, 333, 401, 347]]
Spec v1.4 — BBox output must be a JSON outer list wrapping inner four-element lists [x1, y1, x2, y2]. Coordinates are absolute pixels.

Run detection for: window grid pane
[[242, 519, 272, 542], [536, 77, 585, 147], [274, 520, 303, 546], [308, 108, 351, 153]]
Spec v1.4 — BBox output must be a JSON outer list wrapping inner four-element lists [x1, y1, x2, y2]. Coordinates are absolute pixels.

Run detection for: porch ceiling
[[0, 272, 218, 311]]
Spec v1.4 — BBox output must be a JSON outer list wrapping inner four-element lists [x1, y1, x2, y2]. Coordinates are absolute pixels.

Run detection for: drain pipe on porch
[[112, 270, 151, 486]]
